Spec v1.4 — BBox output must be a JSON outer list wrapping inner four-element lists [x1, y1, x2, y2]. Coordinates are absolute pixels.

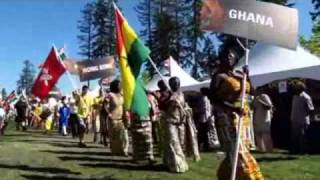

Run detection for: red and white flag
[[32, 47, 66, 99]]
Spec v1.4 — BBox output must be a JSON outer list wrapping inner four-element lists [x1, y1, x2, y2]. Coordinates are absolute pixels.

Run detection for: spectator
[[253, 87, 274, 153], [290, 82, 314, 154]]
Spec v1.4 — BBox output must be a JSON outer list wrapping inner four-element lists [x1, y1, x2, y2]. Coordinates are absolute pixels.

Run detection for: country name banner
[[77, 56, 115, 82], [200, 0, 299, 49]]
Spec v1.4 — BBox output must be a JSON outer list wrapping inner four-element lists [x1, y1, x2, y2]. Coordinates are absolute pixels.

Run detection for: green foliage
[[300, 21, 320, 57], [16, 60, 35, 95], [92, 0, 117, 58], [311, 0, 320, 20], [136, 0, 217, 80], [3, 130, 320, 179], [77, 2, 95, 60], [78, 0, 118, 60]]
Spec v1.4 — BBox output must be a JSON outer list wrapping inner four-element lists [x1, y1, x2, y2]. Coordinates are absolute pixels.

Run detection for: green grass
[[0, 125, 320, 180]]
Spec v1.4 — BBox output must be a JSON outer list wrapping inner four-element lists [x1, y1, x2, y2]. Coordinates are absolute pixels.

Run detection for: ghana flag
[[114, 4, 150, 118]]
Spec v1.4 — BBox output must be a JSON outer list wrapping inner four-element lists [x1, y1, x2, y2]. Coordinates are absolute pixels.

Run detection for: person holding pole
[[209, 47, 264, 180]]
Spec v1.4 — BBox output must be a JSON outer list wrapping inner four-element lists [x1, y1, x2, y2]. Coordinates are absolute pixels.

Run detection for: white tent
[[145, 57, 200, 91], [181, 79, 211, 92], [237, 43, 320, 87]]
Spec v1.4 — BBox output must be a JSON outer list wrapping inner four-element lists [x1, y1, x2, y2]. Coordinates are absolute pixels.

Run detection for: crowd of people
[[0, 78, 205, 172], [0, 46, 316, 179]]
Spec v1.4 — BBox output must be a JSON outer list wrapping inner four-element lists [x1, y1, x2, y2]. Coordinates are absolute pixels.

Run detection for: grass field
[[1, 127, 320, 180]]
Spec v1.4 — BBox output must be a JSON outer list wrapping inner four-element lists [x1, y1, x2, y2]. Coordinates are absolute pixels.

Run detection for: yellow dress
[[211, 71, 264, 180], [34, 106, 42, 120], [93, 96, 104, 133]]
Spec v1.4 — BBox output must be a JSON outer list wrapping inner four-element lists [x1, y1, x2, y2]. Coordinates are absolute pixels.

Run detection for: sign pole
[[230, 39, 250, 180]]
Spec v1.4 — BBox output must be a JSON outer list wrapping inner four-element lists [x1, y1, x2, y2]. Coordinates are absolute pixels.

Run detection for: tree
[[1, 88, 7, 100], [77, 2, 95, 61], [311, 0, 320, 20], [151, 12, 176, 64], [92, 0, 118, 58], [300, 22, 320, 57], [136, 0, 154, 48], [78, 0, 119, 59], [16, 60, 35, 95], [136, 0, 179, 75], [301, 0, 320, 57], [136, 0, 217, 79], [186, 0, 217, 79]]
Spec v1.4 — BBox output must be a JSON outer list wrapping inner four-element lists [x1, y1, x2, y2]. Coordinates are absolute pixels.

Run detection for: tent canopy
[[145, 57, 200, 91], [237, 43, 320, 87]]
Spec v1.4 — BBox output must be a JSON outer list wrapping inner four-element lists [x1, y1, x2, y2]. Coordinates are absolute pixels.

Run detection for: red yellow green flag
[[114, 4, 150, 118]]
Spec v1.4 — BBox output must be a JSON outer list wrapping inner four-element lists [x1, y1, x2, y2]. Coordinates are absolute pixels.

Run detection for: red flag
[[32, 47, 66, 99]]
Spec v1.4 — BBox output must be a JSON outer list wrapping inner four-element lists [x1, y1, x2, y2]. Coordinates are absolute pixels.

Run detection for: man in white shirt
[[290, 82, 314, 154]]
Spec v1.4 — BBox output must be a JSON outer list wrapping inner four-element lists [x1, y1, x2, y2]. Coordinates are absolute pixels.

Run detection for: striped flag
[[5, 91, 17, 104], [114, 4, 150, 118], [58, 48, 67, 60]]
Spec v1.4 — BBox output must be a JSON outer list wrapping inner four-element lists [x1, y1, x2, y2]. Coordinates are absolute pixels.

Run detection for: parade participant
[[0, 102, 10, 135], [76, 85, 93, 147], [156, 80, 171, 111], [194, 87, 212, 151], [162, 77, 189, 173], [184, 101, 201, 162], [147, 91, 161, 146], [0, 102, 6, 136], [69, 92, 79, 138], [104, 80, 128, 156], [131, 90, 155, 163], [100, 91, 110, 146], [209, 47, 264, 180], [200, 88, 220, 150], [59, 96, 71, 136], [155, 80, 171, 154], [41, 99, 54, 134], [92, 88, 105, 144], [49, 96, 59, 131], [253, 87, 274, 153], [290, 82, 314, 154], [14, 97, 28, 131], [31, 98, 42, 128]]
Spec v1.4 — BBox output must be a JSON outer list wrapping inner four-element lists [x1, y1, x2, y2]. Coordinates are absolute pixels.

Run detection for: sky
[[0, 0, 315, 94]]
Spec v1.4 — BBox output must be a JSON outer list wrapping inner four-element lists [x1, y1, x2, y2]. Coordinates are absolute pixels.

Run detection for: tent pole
[[231, 39, 250, 180]]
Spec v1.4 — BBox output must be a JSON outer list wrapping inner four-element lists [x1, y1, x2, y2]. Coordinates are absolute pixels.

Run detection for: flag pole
[[52, 44, 78, 91], [230, 38, 250, 180], [63, 44, 82, 89], [147, 56, 171, 90]]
